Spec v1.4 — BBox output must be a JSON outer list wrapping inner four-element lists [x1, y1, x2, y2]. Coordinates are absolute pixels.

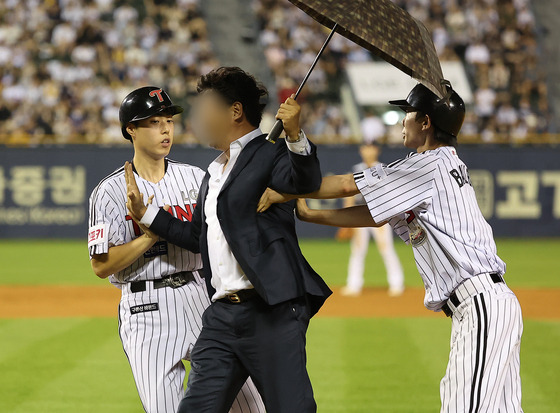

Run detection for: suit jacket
[[149, 134, 332, 316]]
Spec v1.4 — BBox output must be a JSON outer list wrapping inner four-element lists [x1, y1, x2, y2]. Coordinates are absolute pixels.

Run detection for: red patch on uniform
[[405, 210, 416, 223], [89, 227, 104, 242]]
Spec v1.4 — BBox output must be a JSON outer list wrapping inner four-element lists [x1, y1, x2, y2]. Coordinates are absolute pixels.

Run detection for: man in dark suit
[[125, 67, 331, 413]]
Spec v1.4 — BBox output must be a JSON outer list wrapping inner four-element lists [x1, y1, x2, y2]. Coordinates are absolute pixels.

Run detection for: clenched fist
[[275, 94, 301, 142]]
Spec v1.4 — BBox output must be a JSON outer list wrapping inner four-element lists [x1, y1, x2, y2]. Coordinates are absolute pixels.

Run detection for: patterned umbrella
[[266, 0, 445, 143], [290, 0, 445, 96]]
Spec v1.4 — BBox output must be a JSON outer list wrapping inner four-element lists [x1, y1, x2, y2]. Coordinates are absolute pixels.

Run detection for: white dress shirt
[[141, 128, 311, 301]]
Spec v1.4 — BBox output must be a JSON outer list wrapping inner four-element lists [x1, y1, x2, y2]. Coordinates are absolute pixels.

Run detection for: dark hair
[[197, 66, 268, 127], [415, 112, 458, 147]]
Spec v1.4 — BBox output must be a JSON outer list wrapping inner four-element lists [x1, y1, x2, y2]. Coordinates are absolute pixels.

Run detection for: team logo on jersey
[[182, 190, 198, 201], [405, 210, 427, 247]]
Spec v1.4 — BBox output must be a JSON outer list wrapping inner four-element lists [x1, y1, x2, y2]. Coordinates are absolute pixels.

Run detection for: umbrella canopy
[[287, 0, 446, 98]]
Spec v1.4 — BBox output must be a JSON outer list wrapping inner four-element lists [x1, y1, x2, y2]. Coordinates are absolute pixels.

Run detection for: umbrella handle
[[265, 23, 338, 144], [265, 119, 285, 144]]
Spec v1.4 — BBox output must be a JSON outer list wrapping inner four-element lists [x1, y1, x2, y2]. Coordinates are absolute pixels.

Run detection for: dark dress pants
[[177, 295, 316, 413]]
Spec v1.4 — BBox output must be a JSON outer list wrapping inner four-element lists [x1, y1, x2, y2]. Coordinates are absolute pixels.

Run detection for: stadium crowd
[[0, 0, 552, 145], [0, 0, 217, 145], [256, 0, 551, 143]]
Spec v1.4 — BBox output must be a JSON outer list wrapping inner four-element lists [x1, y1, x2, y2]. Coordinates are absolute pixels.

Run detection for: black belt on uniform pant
[[130, 270, 203, 293], [441, 272, 504, 317], [218, 289, 259, 304]]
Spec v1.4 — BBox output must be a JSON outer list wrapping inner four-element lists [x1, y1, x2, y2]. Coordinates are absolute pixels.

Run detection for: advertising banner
[[0, 145, 558, 239]]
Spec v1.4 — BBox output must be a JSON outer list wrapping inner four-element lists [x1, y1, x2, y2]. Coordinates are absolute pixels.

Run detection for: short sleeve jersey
[[88, 159, 204, 287], [354, 146, 506, 311]]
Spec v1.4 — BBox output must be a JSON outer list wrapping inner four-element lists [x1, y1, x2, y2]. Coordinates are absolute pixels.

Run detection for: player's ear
[[422, 115, 432, 131], [126, 123, 136, 139], [231, 102, 244, 124]]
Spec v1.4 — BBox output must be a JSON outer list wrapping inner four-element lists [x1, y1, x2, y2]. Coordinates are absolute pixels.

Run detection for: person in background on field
[[338, 140, 405, 297]]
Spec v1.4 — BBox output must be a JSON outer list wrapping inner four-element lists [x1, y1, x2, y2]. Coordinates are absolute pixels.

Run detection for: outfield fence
[[0, 144, 559, 238]]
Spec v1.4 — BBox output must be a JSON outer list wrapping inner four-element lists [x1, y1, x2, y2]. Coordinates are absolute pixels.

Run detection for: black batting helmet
[[119, 86, 184, 141], [389, 82, 465, 137]]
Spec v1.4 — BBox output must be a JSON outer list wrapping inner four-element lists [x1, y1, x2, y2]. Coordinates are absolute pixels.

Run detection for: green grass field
[[1, 239, 559, 412]]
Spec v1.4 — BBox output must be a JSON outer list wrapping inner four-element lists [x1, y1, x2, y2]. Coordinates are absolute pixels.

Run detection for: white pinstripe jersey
[[88, 159, 204, 287], [354, 146, 506, 311], [351, 162, 373, 206]]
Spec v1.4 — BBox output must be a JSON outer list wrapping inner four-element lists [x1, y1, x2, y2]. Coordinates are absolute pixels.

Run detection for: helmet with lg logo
[[119, 86, 184, 141], [389, 81, 465, 137]]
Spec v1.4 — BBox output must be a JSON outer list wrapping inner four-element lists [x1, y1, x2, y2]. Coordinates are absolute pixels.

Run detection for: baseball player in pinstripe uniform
[[88, 86, 264, 413], [338, 141, 405, 297], [259, 83, 524, 412]]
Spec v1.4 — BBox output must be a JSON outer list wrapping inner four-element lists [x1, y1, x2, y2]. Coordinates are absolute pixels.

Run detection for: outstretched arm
[[305, 174, 359, 199], [258, 174, 359, 213], [296, 199, 382, 228]]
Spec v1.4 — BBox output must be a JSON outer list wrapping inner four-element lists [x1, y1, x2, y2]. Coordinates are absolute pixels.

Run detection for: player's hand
[[275, 94, 301, 141], [295, 198, 311, 221], [257, 188, 292, 213], [125, 161, 148, 221], [124, 191, 158, 240]]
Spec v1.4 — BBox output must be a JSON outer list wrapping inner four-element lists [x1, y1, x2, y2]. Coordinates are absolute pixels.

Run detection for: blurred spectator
[[465, 40, 491, 66], [488, 58, 510, 91], [495, 101, 519, 135], [360, 111, 386, 144], [255, 0, 368, 141], [474, 81, 497, 130]]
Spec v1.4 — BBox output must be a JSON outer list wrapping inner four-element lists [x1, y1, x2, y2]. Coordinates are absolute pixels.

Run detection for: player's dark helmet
[[119, 86, 184, 141], [389, 82, 465, 137]]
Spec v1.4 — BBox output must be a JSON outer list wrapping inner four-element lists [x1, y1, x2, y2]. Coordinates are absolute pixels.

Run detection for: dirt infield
[[1, 285, 558, 320], [320, 287, 560, 319]]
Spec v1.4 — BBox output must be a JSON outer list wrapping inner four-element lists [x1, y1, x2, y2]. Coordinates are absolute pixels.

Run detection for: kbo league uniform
[[354, 146, 523, 412], [351, 83, 523, 412], [88, 159, 264, 413]]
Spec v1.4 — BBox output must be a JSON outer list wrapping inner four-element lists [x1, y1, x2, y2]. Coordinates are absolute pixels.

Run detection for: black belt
[[130, 270, 203, 293], [218, 289, 259, 304], [441, 272, 504, 317]]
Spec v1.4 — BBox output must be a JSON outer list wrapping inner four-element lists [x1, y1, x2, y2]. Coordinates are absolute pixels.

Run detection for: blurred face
[[128, 114, 174, 159], [401, 111, 430, 149], [191, 90, 240, 151], [359, 144, 380, 165]]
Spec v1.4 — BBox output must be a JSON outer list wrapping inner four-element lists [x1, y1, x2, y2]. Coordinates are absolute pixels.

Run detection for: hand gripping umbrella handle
[[266, 119, 286, 144], [266, 23, 338, 143]]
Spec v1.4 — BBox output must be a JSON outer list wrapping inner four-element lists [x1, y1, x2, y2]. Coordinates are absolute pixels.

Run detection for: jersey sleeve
[[87, 184, 125, 258], [353, 153, 438, 223], [388, 214, 410, 244]]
